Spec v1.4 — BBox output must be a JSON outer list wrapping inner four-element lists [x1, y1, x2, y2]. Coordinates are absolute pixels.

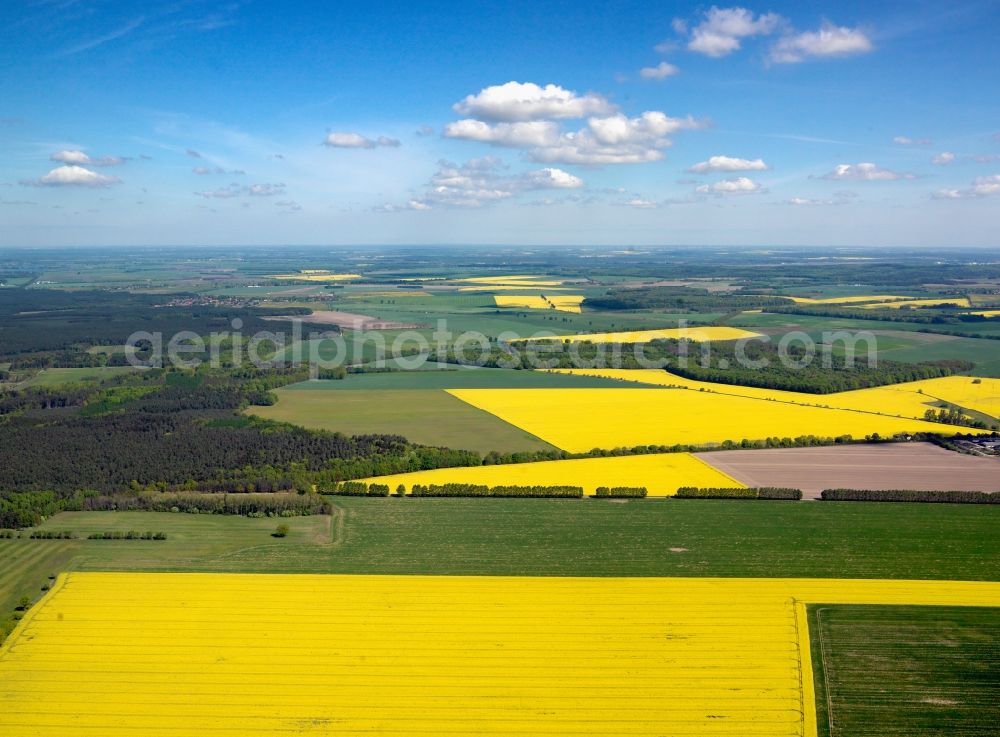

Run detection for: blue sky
[[1, 0, 999, 247]]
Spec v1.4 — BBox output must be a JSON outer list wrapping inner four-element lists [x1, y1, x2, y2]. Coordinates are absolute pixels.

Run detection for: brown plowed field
[[696, 442, 1000, 499]]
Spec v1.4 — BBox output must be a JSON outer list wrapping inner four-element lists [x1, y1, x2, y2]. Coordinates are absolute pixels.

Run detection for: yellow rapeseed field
[[2, 573, 998, 737], [359, 452, 742, 495], [494, 295, 584, 313], [859, 297, 971, 309], [786, 294, 909, 305], [458, 285, 572, 292], [969, 309, 1000, 317], [270, 272, 362, 282], [547, 369, 1000, 422], [460, 275, 566, 287], [523, 326, 764, 344], [446, 387, 983, 452]]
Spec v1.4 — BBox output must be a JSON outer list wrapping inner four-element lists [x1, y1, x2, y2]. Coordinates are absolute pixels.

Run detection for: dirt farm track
[[696, 442, 1000, 499]]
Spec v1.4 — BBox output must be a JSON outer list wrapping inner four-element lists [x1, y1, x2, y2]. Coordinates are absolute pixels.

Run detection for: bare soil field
[[266, 309, 424, 330], [697, 442, 1000, 499]]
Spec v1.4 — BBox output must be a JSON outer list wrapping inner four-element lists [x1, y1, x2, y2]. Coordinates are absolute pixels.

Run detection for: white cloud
[[624, 197, 657, 208], [323, 132, 401, 149], [785, 192, 855, 206], [443, 120, 561, 148], [639, 62, 680, 80], [395, 157, 586, 210], [686, 7, 783, 57], [893, 136, 932, 146], [934, 174, 1000, 199], [248, 183, 285, 196], [522, 167, 584, 189], [932, 152, 956, 165], [695, 177, 764, 195], [50, 150, 125, 167], [446, 111, 703, 165], [453, 81, 615, 122], [21, 165, 120, 187], [819, 162, 915, 181], [688, 155, 768, 173], [769, 23, 873, 63]]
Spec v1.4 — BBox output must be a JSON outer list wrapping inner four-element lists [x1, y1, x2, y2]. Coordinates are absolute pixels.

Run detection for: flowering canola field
[[2, 573, 998, 737], [269, 272, 362, 282], [494, 295, 585, 313], [859, 297, 971, 309], [446, 387, 982, 452], [547, 369, 1000, 422], [359, 451, 742, 495], [786, 294, 909, 305], [524, 326, 763, 344]]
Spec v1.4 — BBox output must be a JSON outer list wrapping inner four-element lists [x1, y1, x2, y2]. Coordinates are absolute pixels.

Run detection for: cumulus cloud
[[932, 152, 956, 165], [639, 62, 680, 80], [685, 7, 783, 57], [445, 111, 703, 165], [623, 197, 657, 208], [21, 165, 120, 187], [443, 120, 561, 148], [453, 81, 615, 122], [50, 150, 125, 167], [688, 155, 768, 173], [769, 23, 873, 63], [818, 163, 915, 181], [695, 176, 764, 195], [390, 157, 585, 210], [894, 136, 932, 146], [445, 81, 705, 165], [933, 174, 1000, 200], [416, 125, 435, 136], [323, 132, 401, 149], [522, 167, 584, 189]]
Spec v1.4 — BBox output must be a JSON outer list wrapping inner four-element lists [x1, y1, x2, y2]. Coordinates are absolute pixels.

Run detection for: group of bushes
[[87, 531, 167, 540], [27, 530, 77, 539], [594, 487, 648, 498], [409, 484, 584, 498], [674, 487, 803, 500], [821, 489, 1000, 504], [323, 481, 391, 497]]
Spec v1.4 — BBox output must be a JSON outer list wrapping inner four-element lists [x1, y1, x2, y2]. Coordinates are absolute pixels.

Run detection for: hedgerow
[[594, 487, 648, 498], [820, 489, 1000, 503], [674, 487, 802, 500]]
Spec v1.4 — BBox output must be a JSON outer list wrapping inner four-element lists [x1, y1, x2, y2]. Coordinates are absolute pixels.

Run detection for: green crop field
[[809, 604, 999, 737], [248, 387, 558, 453], [282, 367, 644, 390]]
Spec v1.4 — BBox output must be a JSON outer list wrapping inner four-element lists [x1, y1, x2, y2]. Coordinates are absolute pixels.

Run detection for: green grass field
[[249, 387, 558, 453], [809, 604, 999, 737], [283, 367, 644, 391]]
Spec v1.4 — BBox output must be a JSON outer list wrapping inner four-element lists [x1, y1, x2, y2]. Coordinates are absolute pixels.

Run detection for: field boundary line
[[688, 453, 747, 489], [0, 572, 67, 657], [794, 600, 819, 737]]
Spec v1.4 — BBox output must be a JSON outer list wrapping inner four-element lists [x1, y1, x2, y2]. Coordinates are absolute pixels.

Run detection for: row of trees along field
[[433, 340, 973, 393]]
